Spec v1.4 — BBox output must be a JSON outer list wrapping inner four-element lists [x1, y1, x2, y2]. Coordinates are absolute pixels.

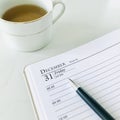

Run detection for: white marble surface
[[0, 0, 120, 120]]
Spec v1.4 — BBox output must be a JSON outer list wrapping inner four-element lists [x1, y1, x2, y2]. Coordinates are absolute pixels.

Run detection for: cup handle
[[52, 0, 65, 24]]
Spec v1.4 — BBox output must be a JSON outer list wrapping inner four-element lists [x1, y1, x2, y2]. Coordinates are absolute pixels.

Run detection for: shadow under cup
[[0, 0, 54, 52]]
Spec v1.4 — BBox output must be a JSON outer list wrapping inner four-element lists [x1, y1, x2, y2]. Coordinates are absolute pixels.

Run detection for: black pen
[[69, 79, 115, 120]]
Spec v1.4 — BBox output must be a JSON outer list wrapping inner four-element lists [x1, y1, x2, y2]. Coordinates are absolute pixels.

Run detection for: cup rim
[[0, 4, 53, 24]]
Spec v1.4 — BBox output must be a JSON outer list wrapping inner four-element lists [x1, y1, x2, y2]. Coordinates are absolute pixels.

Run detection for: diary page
[[25, 30, 120, 120]]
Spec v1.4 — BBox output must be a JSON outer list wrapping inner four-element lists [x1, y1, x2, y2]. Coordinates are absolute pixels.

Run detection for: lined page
[[25, 30, 120, 120]]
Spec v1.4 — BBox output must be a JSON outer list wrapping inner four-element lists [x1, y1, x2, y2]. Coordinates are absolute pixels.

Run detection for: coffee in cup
[[2, 4, 47, 22]]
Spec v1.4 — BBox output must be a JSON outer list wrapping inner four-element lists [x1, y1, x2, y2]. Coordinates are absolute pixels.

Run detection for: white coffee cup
[[0, 0, 65, 52]]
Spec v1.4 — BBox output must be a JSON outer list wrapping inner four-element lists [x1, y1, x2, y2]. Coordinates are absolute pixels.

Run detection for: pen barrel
[[76, 87, 115, 120]]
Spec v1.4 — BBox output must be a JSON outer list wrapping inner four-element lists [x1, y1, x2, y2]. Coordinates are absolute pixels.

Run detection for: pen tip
[[68, 78, 73, 82], [68, 78, 79, 90]]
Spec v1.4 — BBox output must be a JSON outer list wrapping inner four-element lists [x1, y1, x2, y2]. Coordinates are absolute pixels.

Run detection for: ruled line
[[96, 89, 120, 104], [50, 87, 71, 96], [78, 64, 120, 84], [53, 95, 78, 106], [47, 81, 68, 92], [46, 82, 69, 92], [92, 81, 120, 97], [76, 59, 120, 80], [52, 92, 73, 101], [55, 99, 82, 112], [57, 104, 85, 118], [83, 69, 120, 88], [87, 75, 120, 93]]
